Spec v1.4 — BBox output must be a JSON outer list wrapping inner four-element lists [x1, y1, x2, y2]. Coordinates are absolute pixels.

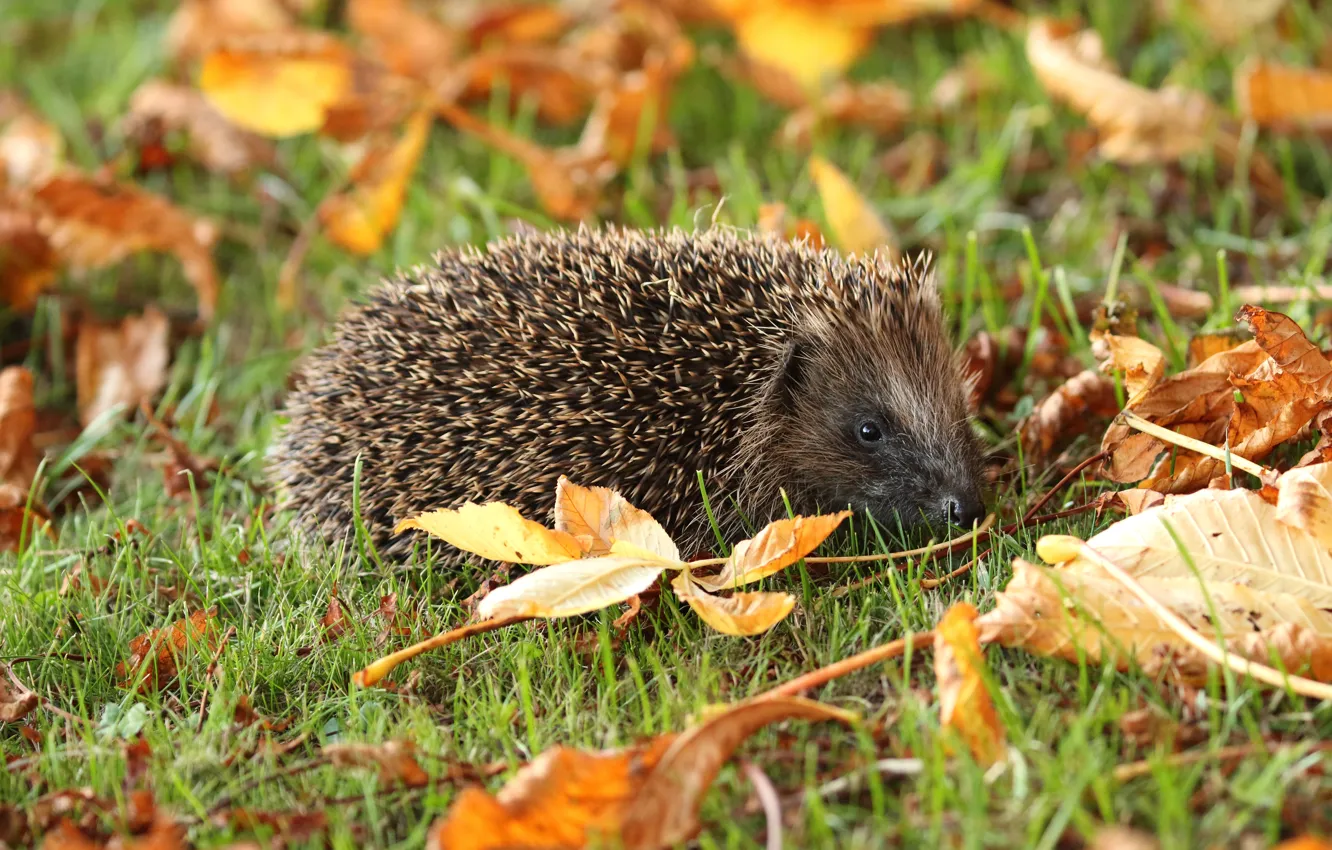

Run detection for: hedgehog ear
[[767, 338, 808, 410]]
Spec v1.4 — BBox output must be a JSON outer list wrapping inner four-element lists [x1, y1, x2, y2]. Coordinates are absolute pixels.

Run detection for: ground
[[3, 1, 1332, 848]]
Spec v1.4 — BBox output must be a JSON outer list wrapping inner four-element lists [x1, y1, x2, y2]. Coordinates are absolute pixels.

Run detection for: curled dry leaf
[[326, 740, 430, 787], [1017, 369, 1120, 464], [199, 31, 356, 138], [933, 603, 1004, 766], [32, 175, 220, 320], [0, 664, 38, 723], [348, 0, 459, 86], [1236, 58, 1332, 130], [695, 511, 850, 592], [0, 366, 38, 490], [1101, 307, 1332, 492], [979, 474, 1332, 685], [117, 608, 219, 692], [553, 475, 680, 560], [476, 555, 670, 621], [808, 155, 898, 261], [75, 307, 171, 428], [319, 104, 432, 255], [1026, 18, 1218, 164], [123, 80, 276, 175], [396, 501, 585, 565], [670, 571, 796, 636], [429, 695, 855, 850]]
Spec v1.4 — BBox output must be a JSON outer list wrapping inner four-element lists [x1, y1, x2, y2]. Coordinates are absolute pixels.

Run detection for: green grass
[[4, 0, 1332, 847]]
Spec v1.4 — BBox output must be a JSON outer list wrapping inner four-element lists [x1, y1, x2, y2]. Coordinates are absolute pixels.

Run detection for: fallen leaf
[[1018, 369, 1120, 464], [123, 80, 277, 175], [395, 500, 585, 566], [808, 155, 898, 260], [326, 740, 430, 787], [0, 203, 58, 310], [117, 608, 219, 692], [320, 588, 349, 644], [1236, 58, 1332, 130], [1094, 333, 1165, 405], [0, 664, 38, 723], [670, 571, 796, 636], [476, 555, 670, 620], [32, 175, 220, 320], [165, 0, 306, 63], [1169, 0, 1285, 44], [74, 308, 171, 428], [0, 366, 38, 490], [0, 481, 53, 553], [428, 696, 855, 850], [778, 80, 912, 148], [553, 475, 680, 560], [0, 101, 63, 189], [467, 3, 573, 49], [1026, 18, 1217, 164], [348, 0, 459, 85], [934, 603, 1004, 766], [757, 202, 825, 249], [724, 3, 871, 92], [199, 31, 356, 138], [319, 103, 433, 254], [695, 511, 849, 591]]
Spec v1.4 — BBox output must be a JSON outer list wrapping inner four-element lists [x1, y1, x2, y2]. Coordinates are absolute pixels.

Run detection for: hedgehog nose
[[943, 493, 985, 529]]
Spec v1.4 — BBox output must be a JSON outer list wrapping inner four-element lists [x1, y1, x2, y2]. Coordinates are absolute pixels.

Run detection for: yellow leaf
[[320, 104, 433, 255], [809, 156, 898, 261], [554, 476, 680, 560], [609, 539, 685, 566], [729, 6, 871, 92], [199, 32, 355, 137], [933, 603, 1005, 766], [395, 501, 585, 566], [671, 571, 796, 636], [1236, 58, 1332, 130], [695, 511, 849, 592], [477, 556, 667, 620]]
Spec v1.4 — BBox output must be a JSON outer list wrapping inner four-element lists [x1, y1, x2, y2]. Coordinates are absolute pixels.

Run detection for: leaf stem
[[756, 631, 931, 700], [353, 615, 533, 687]]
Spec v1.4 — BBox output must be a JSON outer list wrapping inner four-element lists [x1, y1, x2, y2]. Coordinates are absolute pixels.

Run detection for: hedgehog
[[271, 226, 987, 560]]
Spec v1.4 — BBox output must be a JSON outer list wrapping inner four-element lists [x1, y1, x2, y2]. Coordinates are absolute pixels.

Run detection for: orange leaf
[[74, 308, 171, 428], [326, 740, 430, 787], [0, 366, 38, 491], [670, 570, 795, 636], [1236, 57, 1332, 130], [348, 0, 459, 85], [695, 511, 850, 592], [0, 204, 57, 311], [32, 175, 220, 320], [0, 482, 53, 553], [199, 31, 355, 138], [117, 609, 219, 692], [934, 602, 1005, 766], [319, 105, 433, 255], [553, 476, 679, 560]]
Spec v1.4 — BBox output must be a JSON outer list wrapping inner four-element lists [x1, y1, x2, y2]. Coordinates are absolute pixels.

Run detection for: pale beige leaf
[[670, 571, 795, 636], [1275, 462, 1332, 553], [1094, 333, 1165, 404], [554, 475, 680, 560], [694, 511, 850, 592], [619, 696, 856, 848], [1038, 488, 1332, 605], [395, 502, 585, 566], [477, 556, 667, 620], [809, 156, 898, 261], [1026, 19, 1217, 164]]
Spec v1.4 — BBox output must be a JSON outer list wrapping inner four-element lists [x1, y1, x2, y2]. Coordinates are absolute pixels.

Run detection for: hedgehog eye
[[857, 420, 883, 444]]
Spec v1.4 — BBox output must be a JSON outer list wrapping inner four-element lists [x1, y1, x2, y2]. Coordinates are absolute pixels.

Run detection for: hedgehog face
[[741, 298, 987, 535]]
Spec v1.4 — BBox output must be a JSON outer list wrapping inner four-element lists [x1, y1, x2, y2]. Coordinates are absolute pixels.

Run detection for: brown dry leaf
[[319, 104, 433, 255], [553, 475, 680, 560], [1026, 19, 1218, 164], [0, 481, 53, 552], [1018, 369, 1120, 464], [326, 740, 430, 787], [1186, 329, 1247, 367], [1094, 333, 1165, 405], [74, 308, 170, 428], [670, 571, 796, 636], [808, 155, 898, 261], [1114, 488, 1166, 515], [395, 500, 586, 566], [454, 48, 604, 127], [428, 696, 855, 850], [757, 202, 826, 249], [476, 555, 671, 621], [117, 608, 219, 692], [979, 475, 1332, 685], [60, 562, 112, 597], [348, 0, 459, 86], [467, 3, 573, 49], [0, 202, 58, 310], [1237, 57, 1332, 130], [199, 31, 357, 138], [934, 603, 1005, 766], [695, 511, 850, 591], [123, 80, 276, 175], [320, 588, 349, 644], [0, 664, 38, 723], [1101, 307, 1332, 492], [579, 34, 693, 168], [1, 100, 63, 189], [0, 366, 38, 491], [32, 175, 220, 320], [164, 0, 308, 64]]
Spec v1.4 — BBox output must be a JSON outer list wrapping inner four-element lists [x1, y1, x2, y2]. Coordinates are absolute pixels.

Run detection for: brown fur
[[271, 226, 985, 559]]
